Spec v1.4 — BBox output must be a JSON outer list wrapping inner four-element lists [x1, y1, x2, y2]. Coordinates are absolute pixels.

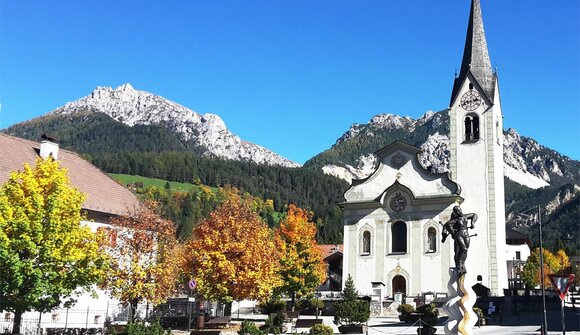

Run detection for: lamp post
[[516, 205, 548, 334], [537, 205, 548, 335]]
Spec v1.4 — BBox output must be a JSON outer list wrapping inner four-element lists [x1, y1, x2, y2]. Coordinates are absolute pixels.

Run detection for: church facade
[[341, 0, 508, 299]]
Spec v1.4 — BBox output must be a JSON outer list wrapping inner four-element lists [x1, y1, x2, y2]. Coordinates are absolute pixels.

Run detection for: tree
[[333, 274, 370, 327], [275, 205, 326, 307], [100, 201, 183, 320], [0, 158, 108, 334], [521, 248, 570, 288], [184, 189, 281, 303]]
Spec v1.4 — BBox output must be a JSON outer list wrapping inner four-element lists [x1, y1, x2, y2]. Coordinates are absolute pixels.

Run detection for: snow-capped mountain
[[48, 84, 299, 168], [317, 111, 578, 191]]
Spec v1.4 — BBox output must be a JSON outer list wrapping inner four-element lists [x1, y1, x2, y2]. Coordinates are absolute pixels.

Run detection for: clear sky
[[1, 0, 578, 164]]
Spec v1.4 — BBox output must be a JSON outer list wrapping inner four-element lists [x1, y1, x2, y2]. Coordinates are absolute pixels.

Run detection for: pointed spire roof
[[450, 0, 495, 105]]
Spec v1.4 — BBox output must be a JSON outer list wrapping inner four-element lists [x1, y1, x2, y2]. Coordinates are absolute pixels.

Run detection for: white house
[[0, 133, 142, 332], [341, 0, 508, 301]]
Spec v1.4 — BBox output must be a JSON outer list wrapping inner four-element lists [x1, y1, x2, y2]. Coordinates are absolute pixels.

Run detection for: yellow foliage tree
[[184, 190, 281, 303], [0, 158, 108, 334], [275, 205, 326, 306], [522, 248, 570, 288], [100, 201, 184, 320]]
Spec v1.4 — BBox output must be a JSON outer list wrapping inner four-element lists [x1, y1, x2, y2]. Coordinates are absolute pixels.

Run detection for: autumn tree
[[0, 158, 108, 334], [521, 248, 571, 288], [184, 190, 281, 303], [275, 205, 326, 308], [100, 201, 184, 320]]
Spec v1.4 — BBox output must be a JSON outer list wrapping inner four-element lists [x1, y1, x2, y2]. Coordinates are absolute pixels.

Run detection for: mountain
[[32, 84, 299, 168], [306, 110, 580, 253]]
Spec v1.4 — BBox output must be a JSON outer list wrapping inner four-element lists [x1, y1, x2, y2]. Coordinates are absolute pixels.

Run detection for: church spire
[[450, 0, 495, 105]]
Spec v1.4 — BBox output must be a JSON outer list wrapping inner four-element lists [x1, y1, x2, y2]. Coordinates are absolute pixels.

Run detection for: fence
[[1, 305, 150, 335]]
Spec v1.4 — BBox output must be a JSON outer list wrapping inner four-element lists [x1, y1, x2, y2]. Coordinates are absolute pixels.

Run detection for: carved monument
[[441, 205, 479, 335]]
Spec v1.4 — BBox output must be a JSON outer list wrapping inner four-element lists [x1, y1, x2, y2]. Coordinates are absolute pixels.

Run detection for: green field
[[108, 173, 209, 192]]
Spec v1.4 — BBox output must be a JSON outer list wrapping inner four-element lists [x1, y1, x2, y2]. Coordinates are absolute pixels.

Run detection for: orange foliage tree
[[100, 202, 184, 320], [275, 205, 326, 306], [184, 190, 281, 303]]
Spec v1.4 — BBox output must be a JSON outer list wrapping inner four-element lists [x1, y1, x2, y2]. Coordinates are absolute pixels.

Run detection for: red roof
[[319, 244, 343, 258], [0, 134, 140, 216]]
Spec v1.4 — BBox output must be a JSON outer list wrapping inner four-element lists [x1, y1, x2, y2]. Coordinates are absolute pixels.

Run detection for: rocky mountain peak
[[50, 84, 299, 168]]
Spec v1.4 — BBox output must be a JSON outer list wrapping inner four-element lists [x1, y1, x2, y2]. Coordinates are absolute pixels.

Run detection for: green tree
[[0, 158, 108, 334], [333, 274, 370, 327]]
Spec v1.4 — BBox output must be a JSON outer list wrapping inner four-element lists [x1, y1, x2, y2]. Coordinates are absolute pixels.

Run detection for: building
[[506, 228, 531, 290], [341, 0, 508, 300], [318, 244, 344, 292], [0, 133, 141, 331]]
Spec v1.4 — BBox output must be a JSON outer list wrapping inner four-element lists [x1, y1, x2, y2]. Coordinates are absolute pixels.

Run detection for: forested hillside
[[4, 113, 348, 243]]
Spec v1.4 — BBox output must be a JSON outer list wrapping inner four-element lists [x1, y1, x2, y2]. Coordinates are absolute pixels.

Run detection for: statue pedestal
[[443, 268, 478, 335]]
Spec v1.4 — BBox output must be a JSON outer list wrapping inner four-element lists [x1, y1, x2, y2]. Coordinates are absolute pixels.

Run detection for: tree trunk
[[129, 300, 138, 323], [12, 310, 23, 335], [291, 292, 296, 311]]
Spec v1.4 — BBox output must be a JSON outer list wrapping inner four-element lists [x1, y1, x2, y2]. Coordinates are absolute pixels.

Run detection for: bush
[[333, 300, 370, 326], [415, 303, 439, 328], [238, 321, 262, 335], [122, 320, 170, 335], [260, 313, 285, 334], [397, 304, 415, 315], [258, 297, 287, 314], [309, 324, 333, 335], [297, 298, 324, 312]]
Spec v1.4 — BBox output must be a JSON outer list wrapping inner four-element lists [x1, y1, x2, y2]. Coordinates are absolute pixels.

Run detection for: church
[[341, 0, 508, 300]]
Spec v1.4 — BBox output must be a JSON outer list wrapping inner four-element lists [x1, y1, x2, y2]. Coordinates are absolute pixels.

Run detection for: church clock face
[[460, 90, 482, 111], [390, 193, 407, 212]]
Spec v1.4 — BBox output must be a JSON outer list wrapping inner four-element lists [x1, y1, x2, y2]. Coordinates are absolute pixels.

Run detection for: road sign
[[548, 274, 575, 300], [188, 279, 197, 290]]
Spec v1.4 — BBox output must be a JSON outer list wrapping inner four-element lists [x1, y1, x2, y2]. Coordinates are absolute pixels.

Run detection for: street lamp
[[516, 205, 547, 334]]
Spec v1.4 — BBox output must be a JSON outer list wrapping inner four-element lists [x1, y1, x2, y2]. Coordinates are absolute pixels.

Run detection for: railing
[[0, 305, 150, 335]]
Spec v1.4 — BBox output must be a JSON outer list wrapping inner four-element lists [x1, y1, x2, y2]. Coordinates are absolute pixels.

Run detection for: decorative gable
[[342, 141, 461, 207]]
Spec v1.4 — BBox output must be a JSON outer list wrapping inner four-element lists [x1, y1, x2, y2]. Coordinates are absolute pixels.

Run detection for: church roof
[[450, 0, 495, 106]]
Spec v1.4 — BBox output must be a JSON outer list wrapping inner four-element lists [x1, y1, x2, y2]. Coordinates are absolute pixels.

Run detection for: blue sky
[[1, 0, 578, 164]]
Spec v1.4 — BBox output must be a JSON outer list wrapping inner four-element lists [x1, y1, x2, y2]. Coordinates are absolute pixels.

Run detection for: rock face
[[49, 84, 300, 168], [320, 111, 578, 190]]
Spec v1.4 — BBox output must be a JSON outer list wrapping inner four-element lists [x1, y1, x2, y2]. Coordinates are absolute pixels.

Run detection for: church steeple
[[450, 0, 494, 106]]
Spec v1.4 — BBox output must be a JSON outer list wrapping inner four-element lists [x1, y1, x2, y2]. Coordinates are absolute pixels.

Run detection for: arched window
[[477, 275, 483, 282], [427, 227, 437, 253], [362, 231, 371, 255], [391, 221, 407, 253], [464, 113, 480, 141]]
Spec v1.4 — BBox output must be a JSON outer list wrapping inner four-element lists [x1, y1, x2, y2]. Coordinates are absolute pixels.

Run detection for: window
[[391, 221, 407, 253], [362, 231, 371, 255], [464, 113, 480, 141], [427, 227, 437, 253], [515, 251, 521, 260], [477, 275, 483, 281]]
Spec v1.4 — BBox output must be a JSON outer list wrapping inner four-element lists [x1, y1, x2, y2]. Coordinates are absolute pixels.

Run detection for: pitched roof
[[319, 244, 343, 257], [450, 0, 495, 105], [0, 133, 140, 216]]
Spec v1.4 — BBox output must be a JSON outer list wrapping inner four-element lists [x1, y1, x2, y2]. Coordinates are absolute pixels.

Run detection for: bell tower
[[448, 0, 508, 295]]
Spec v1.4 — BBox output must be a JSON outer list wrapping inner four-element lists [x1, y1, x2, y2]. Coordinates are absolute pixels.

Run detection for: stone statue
[[441, 205, 477, 275]]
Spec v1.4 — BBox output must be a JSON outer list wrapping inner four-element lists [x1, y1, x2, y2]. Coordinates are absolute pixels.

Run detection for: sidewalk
[[231, 306, 580, 335]]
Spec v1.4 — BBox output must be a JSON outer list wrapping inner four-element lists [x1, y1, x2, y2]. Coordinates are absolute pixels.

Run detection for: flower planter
[[417, 326, 436, 335], [338, 325, 367, 334], [399, 314, 419, 323]]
